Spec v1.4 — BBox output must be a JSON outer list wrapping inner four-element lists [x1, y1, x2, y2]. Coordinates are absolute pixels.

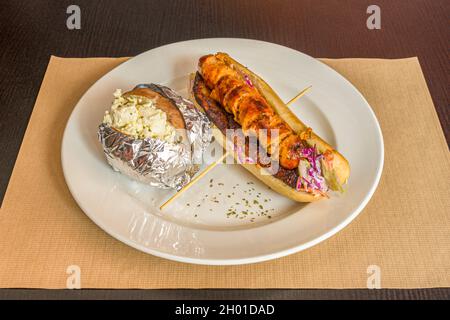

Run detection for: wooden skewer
[[159, 152, 229, 210], [160, 85, 312, 210], [286, 85, 312, 106]]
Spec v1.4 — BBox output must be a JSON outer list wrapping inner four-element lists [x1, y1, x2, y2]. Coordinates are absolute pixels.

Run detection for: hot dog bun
[[190, 53, 350, 202]]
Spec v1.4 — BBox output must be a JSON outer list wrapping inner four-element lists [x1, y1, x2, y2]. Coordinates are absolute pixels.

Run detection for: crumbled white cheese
[[103, 89, 177, 142]]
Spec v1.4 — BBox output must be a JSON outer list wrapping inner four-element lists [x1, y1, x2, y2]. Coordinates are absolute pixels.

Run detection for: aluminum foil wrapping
[[98, 84, 211, 190]]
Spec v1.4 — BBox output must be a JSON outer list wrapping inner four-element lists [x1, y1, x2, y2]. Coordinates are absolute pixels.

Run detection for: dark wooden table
[[0, 0, 448, 300]]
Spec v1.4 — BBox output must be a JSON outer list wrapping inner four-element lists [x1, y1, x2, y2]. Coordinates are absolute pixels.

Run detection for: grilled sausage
[[199, 54, 302, 170]]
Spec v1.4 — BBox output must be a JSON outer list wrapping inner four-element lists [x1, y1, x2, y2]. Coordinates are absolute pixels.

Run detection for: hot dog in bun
[[190, 53, 350, 202]]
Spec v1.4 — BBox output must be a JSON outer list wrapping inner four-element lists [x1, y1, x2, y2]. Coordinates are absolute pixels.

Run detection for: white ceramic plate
[[62, 38, 383, 265]]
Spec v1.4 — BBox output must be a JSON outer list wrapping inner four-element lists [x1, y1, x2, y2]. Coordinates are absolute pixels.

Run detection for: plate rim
[[61, 38, 384, 265]]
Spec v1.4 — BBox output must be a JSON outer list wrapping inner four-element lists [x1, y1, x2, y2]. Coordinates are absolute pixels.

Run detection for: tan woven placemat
[[0, 56, 448, 289]]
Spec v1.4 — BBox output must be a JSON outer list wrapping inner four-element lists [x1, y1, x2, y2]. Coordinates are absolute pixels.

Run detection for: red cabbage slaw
[[235, 142, 328, 195], [243, 74, 254, 88], [296, 145, 329, 195], [238, 69, 254, 88], [235, 144, 256, 164]]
